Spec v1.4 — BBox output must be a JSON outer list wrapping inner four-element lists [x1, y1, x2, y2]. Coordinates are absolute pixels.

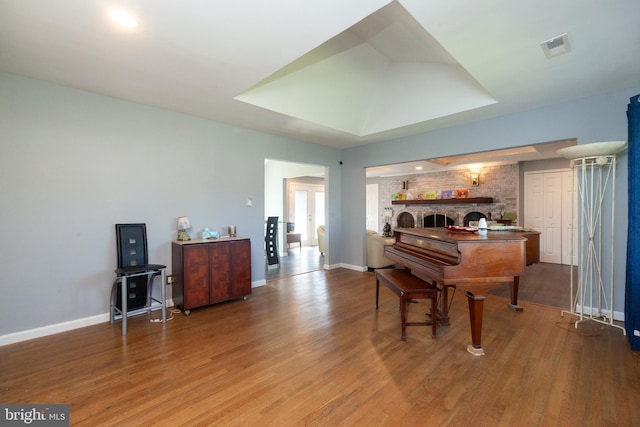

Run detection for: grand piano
[[384, 227, 527, 356]]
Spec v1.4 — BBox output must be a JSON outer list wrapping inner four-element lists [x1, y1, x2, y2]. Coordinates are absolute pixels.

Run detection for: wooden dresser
[[516, 231, 540, 265], [172, 238, 251, 315]]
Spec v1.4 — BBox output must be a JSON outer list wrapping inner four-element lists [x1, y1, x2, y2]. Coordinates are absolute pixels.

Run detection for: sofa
[[366, 229, 395, 269], [317, 225, 325, 255]]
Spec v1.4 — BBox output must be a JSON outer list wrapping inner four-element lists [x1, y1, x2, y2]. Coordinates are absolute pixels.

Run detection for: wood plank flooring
[[265, 246, 324, 281], [1, 269, 639, 426]]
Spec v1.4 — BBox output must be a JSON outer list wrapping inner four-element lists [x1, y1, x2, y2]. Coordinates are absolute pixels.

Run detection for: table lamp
[[177, 216, 192, 241]]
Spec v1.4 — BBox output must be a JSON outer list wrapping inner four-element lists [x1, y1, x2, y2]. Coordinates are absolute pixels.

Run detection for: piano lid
[[393, 227, 528, 243]]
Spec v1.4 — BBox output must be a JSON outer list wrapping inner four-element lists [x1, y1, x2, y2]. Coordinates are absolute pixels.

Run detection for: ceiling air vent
[[541, 33, 571, 58]]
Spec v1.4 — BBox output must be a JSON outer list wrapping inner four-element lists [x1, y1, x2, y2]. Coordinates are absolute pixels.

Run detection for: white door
[[541, 172, 563, 263], [562, 170, 578, 265], [288, 183, 324, 246], [525, 173, 544, 232], [366, 183, 379, 232], [525, 170, 573, 264]]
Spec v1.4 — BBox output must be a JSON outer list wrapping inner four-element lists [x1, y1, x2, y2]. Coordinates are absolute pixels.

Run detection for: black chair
[[110, 224, 166, 335], [265, 217, 279, 265]]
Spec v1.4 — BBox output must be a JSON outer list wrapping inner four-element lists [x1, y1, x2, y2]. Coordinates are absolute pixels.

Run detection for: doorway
[[288, 182, 324, 246], [264, 159, 326, 281]]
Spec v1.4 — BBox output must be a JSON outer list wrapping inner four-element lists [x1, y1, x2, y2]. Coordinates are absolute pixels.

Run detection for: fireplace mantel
[[391, 197, 493, 205]]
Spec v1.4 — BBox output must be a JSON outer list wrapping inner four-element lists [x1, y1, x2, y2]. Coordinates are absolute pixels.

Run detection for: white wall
[[0, 72, 341, 337]]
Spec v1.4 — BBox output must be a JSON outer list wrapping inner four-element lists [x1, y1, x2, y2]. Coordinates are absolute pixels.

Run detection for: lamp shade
[[556, 140, 627, 159], [177, 216, 192, 231]]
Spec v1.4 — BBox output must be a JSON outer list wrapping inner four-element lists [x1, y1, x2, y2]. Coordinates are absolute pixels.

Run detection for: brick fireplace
[[377, 164, 518, 231]]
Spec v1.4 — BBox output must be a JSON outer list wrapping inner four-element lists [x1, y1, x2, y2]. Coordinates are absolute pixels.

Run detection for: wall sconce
[[470, 172, 480, 187], [177, 216, 192, 241]]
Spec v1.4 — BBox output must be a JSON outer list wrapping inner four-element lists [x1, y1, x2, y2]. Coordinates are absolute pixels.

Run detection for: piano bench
[[375, 268, 438, 341]]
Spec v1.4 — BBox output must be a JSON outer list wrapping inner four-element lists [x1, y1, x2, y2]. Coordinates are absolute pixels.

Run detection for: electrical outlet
[[166, 275, 174, 285]]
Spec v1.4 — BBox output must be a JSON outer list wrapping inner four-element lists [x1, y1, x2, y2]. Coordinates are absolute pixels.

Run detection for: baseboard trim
[[0, 299, 179, 347], [0, 313, 110, 347], [337, 263, 368, 272], [252, 279, 267, 288], [574, 304, 625, 322]]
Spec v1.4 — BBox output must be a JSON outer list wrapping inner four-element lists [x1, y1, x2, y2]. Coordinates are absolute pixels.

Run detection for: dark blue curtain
[[626, 94, 640, 349]]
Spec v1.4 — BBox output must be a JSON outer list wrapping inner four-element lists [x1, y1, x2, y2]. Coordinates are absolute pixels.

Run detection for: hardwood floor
[[1, 268, 639, 426], [265, 245, 324, 281]]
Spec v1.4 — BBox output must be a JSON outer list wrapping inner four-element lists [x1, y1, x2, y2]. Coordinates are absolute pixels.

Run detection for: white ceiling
[[1, 0, 639, 149]]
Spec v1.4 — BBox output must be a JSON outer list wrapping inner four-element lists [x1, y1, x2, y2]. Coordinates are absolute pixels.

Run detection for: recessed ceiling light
[[108, 9, 137, 28]]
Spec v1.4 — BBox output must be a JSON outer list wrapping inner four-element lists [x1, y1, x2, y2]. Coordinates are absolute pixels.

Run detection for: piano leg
[[508, 276, 524, 312], [466, 291, 486, 356], [436, 282, 452, 326]]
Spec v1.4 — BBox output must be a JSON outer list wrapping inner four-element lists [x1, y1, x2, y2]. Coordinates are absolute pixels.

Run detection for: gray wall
[[0, 72, 341, 336], [342, 85, 639, 315]]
